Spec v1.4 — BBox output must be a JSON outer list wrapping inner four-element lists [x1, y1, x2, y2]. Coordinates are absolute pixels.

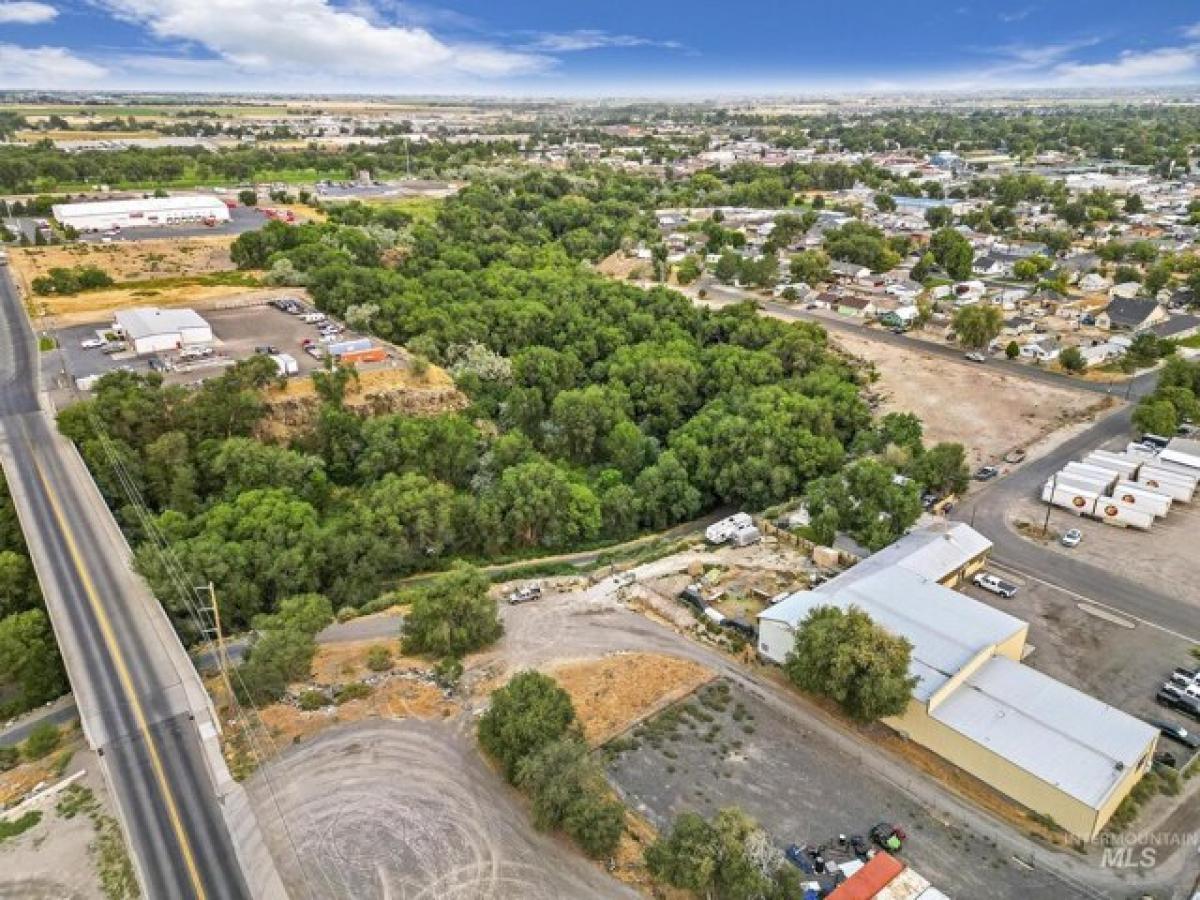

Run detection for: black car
[[1148, 718, 1200, 750], [723, 618, 757, 640]]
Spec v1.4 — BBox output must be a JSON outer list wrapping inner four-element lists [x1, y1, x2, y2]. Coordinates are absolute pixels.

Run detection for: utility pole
[[198, 581, 234, 711], [1041, 471, 1058, 537]]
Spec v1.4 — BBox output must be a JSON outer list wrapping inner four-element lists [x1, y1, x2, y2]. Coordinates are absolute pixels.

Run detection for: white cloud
[[523, 30, 681, 53], [998, 7, 1035, 24], [0, 44, 106, 86], [0, 1, 57, 24], [96, 0, 548, 80], [1053, 46, 1199, 83], [1184, 22, 1200, 40]]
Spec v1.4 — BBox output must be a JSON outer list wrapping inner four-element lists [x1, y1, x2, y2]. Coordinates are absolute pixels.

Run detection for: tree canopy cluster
[[1133, 357, 1200, 437], [478, 671, 624, 858], [0, 474, 66, 717]]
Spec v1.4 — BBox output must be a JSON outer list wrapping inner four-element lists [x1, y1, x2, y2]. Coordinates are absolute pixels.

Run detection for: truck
[[270, 352, 299, 377], [1159, 437, 1200, 473], [1062, 461, 1120, 490], [1083, 451, 1140, 480], [1137, 465, 1197, 502]]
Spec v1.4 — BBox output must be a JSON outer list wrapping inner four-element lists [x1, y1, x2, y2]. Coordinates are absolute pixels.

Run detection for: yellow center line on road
[[27, 444, 208, 900]]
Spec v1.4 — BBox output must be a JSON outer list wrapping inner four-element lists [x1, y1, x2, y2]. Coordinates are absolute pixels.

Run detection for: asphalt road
[[0, 272, 250, 899]]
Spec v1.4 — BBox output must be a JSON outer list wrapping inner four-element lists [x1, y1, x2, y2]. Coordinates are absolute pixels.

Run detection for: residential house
[[830, 260, 872, 282], [1097, 298, 1169, 332], [1078, 342, 1126, 367], [1150, 314, 1200, 342], [837, 295, 876, 318], [1020, 337, 1061, 362], [973, 254, 1011, 277], [1079, 273, 1111, 293], [1002, 316, 1036, 336]]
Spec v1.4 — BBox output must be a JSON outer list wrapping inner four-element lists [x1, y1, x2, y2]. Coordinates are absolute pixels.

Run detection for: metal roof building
[[758, 523, 1157, 839], [113, 307, 213, 355], [52, 195, 230, 232]]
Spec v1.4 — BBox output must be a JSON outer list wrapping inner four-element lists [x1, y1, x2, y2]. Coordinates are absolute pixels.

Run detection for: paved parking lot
[[51, 299, 376, 385], [607, 680, 1093, 899], [961, 570, 1199, 770], [6, 205, 264, 244]]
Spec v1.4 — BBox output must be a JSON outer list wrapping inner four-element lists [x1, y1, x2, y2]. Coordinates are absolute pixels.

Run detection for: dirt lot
[[248, 719, 633, 900], [7, 236, 237, 292], [834, 330, 1110, 467], [0, 750, 120, 900], [607, 680, 1092, 900], [40, 284, 294, 327], [547, 653, 714, 746]]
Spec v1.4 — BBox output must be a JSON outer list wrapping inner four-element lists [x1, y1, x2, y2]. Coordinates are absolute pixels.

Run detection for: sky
[[2, 1, 1200, 96]]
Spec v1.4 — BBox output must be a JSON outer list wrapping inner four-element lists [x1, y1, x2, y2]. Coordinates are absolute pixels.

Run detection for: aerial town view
[[2, 2, 1200, 899]]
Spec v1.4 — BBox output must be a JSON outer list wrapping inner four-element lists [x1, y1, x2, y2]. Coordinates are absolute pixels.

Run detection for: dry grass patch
[[8, 236, 236, 290], [548, 653, 715, 746], [31, 284, 303, 326]]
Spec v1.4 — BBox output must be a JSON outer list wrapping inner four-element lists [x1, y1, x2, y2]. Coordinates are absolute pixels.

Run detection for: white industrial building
[[113, 307, 213, 355], [51, 196, 230, 232], [759, 524, 1157, 839]]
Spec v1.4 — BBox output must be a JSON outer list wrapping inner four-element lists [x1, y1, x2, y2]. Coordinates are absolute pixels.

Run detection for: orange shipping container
[[338, 347, 387, 365], [826, 852, 905, 900]]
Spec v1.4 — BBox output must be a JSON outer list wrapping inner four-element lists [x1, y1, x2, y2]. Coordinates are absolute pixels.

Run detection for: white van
[[300, 312, 326, 324]]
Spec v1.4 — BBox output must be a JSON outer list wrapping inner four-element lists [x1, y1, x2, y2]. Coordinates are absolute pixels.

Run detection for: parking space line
[[988, 559, 1200, 644]]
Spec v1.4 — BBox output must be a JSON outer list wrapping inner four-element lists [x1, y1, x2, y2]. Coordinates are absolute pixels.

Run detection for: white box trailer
[[1083, 451, 1140, 479], [1062, 462, 1119, 490], [1126, 442, 1158, 461], [270, 352, 299, 376], [1138, 455, 1200, 485], [1094, 499, 1154, 530], [1054, 472, 1113, 495], [1137, 466, 1197, 502], [1111, 481, 1172, 517], [1160, 437, 1200, 472], [1042, 479, 1099, 516]]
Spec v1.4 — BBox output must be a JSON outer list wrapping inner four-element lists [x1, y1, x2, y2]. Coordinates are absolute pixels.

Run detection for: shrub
[[333, 682, 371, 704], [478, 671, 576, 782], [365, 644, 392, 672], [22, 722, 60, 761], [297, 690, 328, 711]]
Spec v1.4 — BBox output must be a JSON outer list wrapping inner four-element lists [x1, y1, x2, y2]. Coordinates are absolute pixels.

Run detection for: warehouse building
[[51, 195, 230, 232], [759, 524, 1157, 840], [113, 307, 213, 355]]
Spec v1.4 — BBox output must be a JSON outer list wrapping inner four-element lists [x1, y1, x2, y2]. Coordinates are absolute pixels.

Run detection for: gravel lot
[[607, 680, 1091, 900], [249, 719, 632, 900]]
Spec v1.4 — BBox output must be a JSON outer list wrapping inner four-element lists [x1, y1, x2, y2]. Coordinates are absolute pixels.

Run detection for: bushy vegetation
[[1133, 357, 1200, 437], [234, 593, 333, 704], [59, 172, 918, 634], [784, 605, 916, 721], [399, 564, 501, 660], [478, 671, 623, 858], [30, 265, 114, 296], [0, 474, 65, 718], [646, 806, 801, 898]]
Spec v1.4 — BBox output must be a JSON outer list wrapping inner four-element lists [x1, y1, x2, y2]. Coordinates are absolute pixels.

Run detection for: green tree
[[675, 255, 702, 285], [910, 252, 936, 283], [515, 737, 624, 858], [909, 442, 969, 495], [789, 249, 831, 285], [951, 303, 1003, 350], [1059, 345, 1086, 373], [478, 671, 576, 782], [237, 189, 258, 206], [925, 206, 952, 229], [1133, 398, 1179, 436], [401, 564, 501, 659], [0, 609, 66, 714], [929, 228, 974, 280], [1005, 340, 1020, 360], [784, 605, 915, 721], [235, 593, 333, 703], [1124, 193, 1144, 215], [874, 193, 897, 212]]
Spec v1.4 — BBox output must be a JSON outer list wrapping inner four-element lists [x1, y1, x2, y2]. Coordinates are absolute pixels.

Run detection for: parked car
[[972, 573, 1018, 598], [1154, 750, 1179, 769], [964, 351, 987, 363], [1061, 528, 1082, 548], [1004, 449, 1027, 464], [723, 618, 757, 640], [506, 584, 542, 605], [80, 337, 105, 349], [784, 844, 815, 874], [974, 465, 1000, 481], [100, 341, 127, 354], [1147, 719, 1200, 750], [1139, 434, 1171, 450], [254, 345, 280, 355]]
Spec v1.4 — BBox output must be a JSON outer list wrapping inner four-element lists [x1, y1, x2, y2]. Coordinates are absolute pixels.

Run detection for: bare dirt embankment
[[257, 364, 468, 439]]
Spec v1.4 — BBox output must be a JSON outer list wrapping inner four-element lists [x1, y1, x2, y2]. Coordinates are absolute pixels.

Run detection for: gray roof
[[114, 307, 210, 340], [931, 656, 1157, 809], [1103, 297, 1160, 328], [1150, 315, 1200, 339]]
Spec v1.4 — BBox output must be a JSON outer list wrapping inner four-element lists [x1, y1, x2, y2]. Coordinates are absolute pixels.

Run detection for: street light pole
[[1042, 471, 1058, 537]]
